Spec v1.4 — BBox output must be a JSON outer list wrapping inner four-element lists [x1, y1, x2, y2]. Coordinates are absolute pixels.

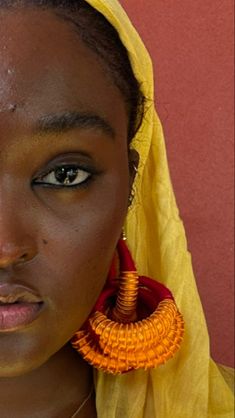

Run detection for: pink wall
[[120, 0, 234, 367]]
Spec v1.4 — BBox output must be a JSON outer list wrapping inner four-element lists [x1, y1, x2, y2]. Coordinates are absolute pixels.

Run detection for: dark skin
[[0, 8, 139, 418]]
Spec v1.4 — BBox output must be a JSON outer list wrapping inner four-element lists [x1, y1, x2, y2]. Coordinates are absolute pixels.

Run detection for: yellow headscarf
[[83, 1, 234, 417]]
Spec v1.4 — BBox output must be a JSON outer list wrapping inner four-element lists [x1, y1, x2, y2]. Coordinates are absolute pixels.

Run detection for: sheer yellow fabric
[[84, 0, 234, 416]]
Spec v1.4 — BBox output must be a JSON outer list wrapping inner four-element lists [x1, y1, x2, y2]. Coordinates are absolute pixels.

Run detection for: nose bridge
[[0, 181, 38, 267]]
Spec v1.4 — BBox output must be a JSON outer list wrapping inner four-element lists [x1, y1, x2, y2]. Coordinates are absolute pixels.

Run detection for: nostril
[[0, 243, 37, 267], [20, 253, 28, 261]]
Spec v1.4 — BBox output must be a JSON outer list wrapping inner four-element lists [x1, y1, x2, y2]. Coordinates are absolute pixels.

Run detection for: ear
[[128, 148, 140, 200]]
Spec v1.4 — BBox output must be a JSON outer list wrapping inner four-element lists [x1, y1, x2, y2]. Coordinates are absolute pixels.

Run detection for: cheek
[[35, 165, 129, 341]]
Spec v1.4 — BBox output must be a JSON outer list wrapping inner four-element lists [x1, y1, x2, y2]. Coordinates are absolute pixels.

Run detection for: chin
[[0, 333, 55, 378], [0, 361, 41, 378]]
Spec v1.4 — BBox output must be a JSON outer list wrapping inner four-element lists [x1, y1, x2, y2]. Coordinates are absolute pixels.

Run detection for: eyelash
[[32, 164, 95, 190]]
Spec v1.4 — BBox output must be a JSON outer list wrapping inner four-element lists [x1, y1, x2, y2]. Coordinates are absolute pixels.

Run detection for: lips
[[0, 283, 43, 304], [0, 283, 44, 331]]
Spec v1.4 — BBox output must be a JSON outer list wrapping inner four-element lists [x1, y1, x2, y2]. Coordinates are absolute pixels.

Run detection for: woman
[[0, 0, 233, 417]]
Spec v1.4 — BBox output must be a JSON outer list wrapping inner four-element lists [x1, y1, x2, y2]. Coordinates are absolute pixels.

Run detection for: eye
[[33, 164, 92, 188]]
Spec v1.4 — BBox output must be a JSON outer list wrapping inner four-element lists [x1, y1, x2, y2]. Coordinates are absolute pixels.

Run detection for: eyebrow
[[34, 111, 115, 139]]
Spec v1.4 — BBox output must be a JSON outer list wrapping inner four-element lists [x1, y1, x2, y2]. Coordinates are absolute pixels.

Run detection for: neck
[[0, 343, 94, 418]]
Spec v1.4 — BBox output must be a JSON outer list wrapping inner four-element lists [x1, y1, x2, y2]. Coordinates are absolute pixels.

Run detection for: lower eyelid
[[34, 175, 93, 189], [38, 175, 94, 190]]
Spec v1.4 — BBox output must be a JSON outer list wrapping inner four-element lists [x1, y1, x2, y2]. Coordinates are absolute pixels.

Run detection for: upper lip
[[0, 283, 43, 304]]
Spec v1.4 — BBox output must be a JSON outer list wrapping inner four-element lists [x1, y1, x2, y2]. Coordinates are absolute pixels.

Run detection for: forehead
[[0, 8, 127, 131]]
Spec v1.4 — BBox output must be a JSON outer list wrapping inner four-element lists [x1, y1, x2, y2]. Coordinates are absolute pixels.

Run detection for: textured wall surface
[[120, 0, 234, 367]]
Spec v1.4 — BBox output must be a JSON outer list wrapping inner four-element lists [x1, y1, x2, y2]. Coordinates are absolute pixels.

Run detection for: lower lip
[[0, 302, 43, 331]]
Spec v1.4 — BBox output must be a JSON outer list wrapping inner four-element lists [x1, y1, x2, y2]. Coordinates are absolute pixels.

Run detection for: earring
[[70, 236, 185, 375]]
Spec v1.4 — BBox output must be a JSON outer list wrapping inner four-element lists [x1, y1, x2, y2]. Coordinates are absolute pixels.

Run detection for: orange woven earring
[[71, 234, 185, 375]]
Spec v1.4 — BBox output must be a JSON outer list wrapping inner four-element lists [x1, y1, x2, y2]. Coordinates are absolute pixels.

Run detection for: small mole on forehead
[[7, 103, 18, 112], [0, 103, 24, 113]]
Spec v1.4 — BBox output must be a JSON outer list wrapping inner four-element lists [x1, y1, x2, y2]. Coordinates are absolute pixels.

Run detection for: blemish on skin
[[42, 239, 48, 245], [7, 103, 17, 112], [0, 103, 20, 113]]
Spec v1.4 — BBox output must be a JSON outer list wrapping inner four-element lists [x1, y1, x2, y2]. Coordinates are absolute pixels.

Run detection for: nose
[[0, 195, 38, 269], [0, 241, 37, 268]]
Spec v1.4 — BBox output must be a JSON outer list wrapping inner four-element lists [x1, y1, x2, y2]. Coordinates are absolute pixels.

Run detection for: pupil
[[55, 166, 77, 184]]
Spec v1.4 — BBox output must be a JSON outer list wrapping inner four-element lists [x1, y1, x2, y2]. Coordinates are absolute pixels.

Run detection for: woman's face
[[0, 8, 131, 376]]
